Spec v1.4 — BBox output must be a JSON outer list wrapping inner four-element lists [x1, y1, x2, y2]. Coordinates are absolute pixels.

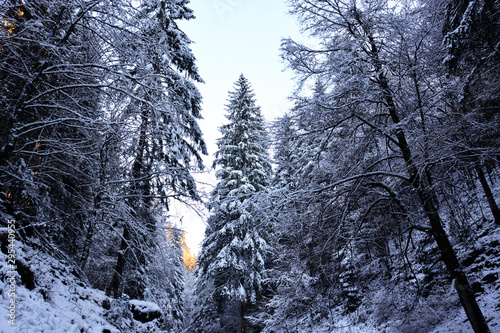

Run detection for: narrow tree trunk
[[238, 300, 246, 333], [82, 145, 107, 270], [395, 117, 490, 333], [106, 225, 130, 297], [420, 192, 490, 333], [79, 220, 94, 270], [106, 107, 148, 298], [475, 163, 500, 225], [366, 35, 490, 333], [0, 136, 16, 166]]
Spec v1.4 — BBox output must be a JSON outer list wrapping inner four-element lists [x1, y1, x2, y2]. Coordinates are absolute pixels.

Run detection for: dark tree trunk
[[365, 35, 491, 333], [420, 191, 490, 333], [79, 220, 94, 270], [475, 163, 500, 225], [106, 225, 130, 297], [106, 106, 148, 298], [238, 300, 246, 333]]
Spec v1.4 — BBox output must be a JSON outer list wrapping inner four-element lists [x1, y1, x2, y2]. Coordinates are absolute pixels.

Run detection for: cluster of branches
[[252, 1, 499, 332], [0, 0, 205, 330]]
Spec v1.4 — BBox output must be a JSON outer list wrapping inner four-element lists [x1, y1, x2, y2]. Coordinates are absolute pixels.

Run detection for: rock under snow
[[129, 300, 162, 323]]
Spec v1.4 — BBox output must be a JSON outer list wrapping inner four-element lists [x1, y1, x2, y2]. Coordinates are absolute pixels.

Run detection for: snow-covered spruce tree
[[193, 75, 272, 333], [104, 0, 206, 301], [271, 113, 300, 190], [143, 221, 186, 332]]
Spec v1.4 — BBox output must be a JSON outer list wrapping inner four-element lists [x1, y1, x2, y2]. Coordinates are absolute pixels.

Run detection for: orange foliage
[[1, 7, 24, 35], [183, 246, 197, 271], [165, 224, 197, 271], [1, 20, 14, 35]]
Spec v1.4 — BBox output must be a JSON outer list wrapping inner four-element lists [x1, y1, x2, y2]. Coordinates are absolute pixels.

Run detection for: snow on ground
[[430, 285, 500, 333], [1, 233, 499, 332], [430, 224, 500, 333], [0, 242, 119, 333], [282, 220, 500, 333], [0, 219, 498, 332]]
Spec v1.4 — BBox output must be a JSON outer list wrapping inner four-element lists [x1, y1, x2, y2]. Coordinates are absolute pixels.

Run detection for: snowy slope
[[0, 242, 119, 333], [255, 219, 500, 333], [430, 225, 500, 333]]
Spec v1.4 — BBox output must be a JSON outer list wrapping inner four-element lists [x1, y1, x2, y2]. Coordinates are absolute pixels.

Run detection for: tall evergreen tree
[[0, 2, 206, 325], [194, 75, 272, 333], [104, 0, 206, 300]]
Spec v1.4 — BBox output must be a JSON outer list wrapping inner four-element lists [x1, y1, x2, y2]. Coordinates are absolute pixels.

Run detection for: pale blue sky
[[176, 0, 303, 251]]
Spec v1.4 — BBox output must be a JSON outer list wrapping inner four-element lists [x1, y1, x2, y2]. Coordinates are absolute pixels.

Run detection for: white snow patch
[[0, 244, 119, 333], [129, 299, 161, 313]]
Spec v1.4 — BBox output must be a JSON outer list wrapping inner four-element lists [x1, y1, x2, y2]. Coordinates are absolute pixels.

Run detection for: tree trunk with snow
[[475, 163, 500, 225], [368, 36, 490, 333], [106, 226, 130, 298]]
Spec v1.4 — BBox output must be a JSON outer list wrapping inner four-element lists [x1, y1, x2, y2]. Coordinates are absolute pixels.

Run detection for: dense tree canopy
[[1, 1, 499, 332], [0, 0, 205, 331]]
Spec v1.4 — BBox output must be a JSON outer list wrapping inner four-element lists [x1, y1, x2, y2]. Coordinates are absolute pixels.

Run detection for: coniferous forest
[[1, 1, 499, 332]]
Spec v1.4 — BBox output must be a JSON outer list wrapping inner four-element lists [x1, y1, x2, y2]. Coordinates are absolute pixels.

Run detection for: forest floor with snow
[[0, 225, 166, 333], [0, 217, 499, 332], [0, 242, 117, 332], [310, 219, 500, 333]]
